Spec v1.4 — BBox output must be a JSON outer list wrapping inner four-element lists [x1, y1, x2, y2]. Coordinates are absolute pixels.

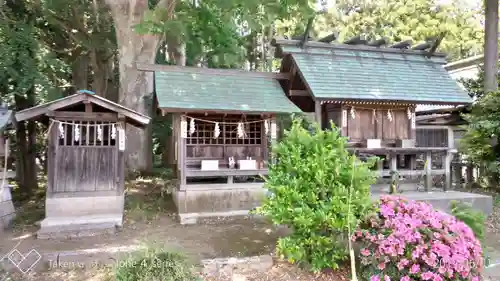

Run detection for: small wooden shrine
[[272, 32, 473, 192], [138, 63, 300, 224], [15, 90, 150, 238], [0, 107, 15, 231]]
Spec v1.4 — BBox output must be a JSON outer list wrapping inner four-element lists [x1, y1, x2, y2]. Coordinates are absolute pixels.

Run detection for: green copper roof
[[281, 45, 472, 105], [154, 70, 301, 113]]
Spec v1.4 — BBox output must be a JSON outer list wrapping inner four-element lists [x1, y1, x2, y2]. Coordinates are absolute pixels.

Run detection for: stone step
[[37, 222, 117, 240], [40, 213, 123, 228]]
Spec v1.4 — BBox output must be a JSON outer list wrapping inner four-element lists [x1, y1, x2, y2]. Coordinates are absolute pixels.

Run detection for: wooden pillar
[[425, 151, 432, 192], [177, 114, 187, 189], [484, 0, 499, 92], [47, 116, 58, 197], [444, 151, 452, 191], [315, 100, 322, 129], [117, 115, 126, 195], [390, 154, 397, 172]]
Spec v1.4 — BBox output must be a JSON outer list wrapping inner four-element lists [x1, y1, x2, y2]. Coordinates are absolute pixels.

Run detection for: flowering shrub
[[353, 196, 484, 281]]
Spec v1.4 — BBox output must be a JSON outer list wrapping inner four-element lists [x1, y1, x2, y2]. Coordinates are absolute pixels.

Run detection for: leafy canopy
[[257, 118, 376, 271]]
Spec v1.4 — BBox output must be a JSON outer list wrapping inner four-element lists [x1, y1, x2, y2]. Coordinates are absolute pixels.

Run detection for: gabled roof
[[274, 39, 473, 105], [15, 91, 150, 127], [152, 66, 302, 114]]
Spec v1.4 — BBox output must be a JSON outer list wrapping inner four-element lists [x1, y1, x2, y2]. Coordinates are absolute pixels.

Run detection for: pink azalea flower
[[421, 271, 433, 280], [370, 275, 381, 281], [409, 264, 420, 274], [400, 276, 411, 281], [361, 248, 371, 256]]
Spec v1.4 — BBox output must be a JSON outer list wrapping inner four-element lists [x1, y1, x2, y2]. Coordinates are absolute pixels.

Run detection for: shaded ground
[[2, 179, 500, 280], [0, 177, 288, 281]]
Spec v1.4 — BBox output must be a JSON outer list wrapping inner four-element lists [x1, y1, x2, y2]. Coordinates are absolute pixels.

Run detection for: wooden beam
[[344, 35, 367, 45], [84, 100, 93, 113], [136, 63, 290, 80], [289, 90, 310, 96], [367, 38, 387, 47], [426, 32, 446, 58], [272, 38, 448, 57], [412, 42, 432, 51], [299, 17, 315, 47], [160, 107, 288, 115], [318, 32, 338, 43], [47, 111, 118, 122]]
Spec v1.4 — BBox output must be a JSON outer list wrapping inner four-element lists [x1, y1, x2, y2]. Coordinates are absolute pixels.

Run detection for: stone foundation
[[38, 194, 124, 238], [173, 183, 266, 224], [174, 183, 493, 224], [0, 185, 15, 230]]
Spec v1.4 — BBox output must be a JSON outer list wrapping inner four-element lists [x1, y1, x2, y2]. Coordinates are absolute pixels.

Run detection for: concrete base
[[45, 194, 124, 218], [371, 190, 493, 216], [174, 183, 493, 224], [0, 185, 15, 230], [173, 183, 266, 225], [38, 194, 124, 239]]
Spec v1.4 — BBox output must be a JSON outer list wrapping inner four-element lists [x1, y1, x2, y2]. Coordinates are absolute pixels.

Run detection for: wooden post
[[377, 158, 384, 177], [466, 164, 474, 188], [444, 151, 452, 192], [425, 151, 432, 192], [315, 100, 322, 129], [390, 154, 398, 193]]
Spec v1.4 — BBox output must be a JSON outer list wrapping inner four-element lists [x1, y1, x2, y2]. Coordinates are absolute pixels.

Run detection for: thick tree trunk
[[105, 0, 162, 172]]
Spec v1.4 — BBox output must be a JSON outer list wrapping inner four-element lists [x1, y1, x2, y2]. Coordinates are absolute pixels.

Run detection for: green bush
[[450, 200, 486, 241], [115, 248, 200, 281], [256, 119, 377, 272]]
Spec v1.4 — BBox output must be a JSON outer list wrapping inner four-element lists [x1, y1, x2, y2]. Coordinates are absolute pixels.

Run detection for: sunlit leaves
[[318, 0, 483, 60]]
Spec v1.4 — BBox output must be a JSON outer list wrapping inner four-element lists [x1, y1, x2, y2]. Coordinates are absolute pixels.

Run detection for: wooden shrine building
[[15, 91, 150, 238], [272, 35, 476, 196], [138, 64, 301, 224]]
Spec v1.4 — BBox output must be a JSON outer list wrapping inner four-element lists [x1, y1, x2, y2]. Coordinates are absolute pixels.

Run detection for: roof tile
[[155, 71, 301, 113], [283, 46, 471, 104]]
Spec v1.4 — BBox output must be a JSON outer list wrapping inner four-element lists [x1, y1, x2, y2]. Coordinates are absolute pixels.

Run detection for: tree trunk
[[105, 0, 163, 172], [72, 52, 89, 91], [484, 0, 499, 93], [14, 89, 38, 199]]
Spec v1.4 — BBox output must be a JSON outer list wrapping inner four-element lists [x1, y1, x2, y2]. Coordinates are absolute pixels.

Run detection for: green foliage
[[317, 0, 483, 60], [256, 118, 376, 271], [460, 91, 500, 186], [450, 200, 486, 241], [115, 248, 199, 281]]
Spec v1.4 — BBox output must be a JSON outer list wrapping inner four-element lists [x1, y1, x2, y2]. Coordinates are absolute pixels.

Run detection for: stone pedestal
[[0, 185, 15, 230]]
